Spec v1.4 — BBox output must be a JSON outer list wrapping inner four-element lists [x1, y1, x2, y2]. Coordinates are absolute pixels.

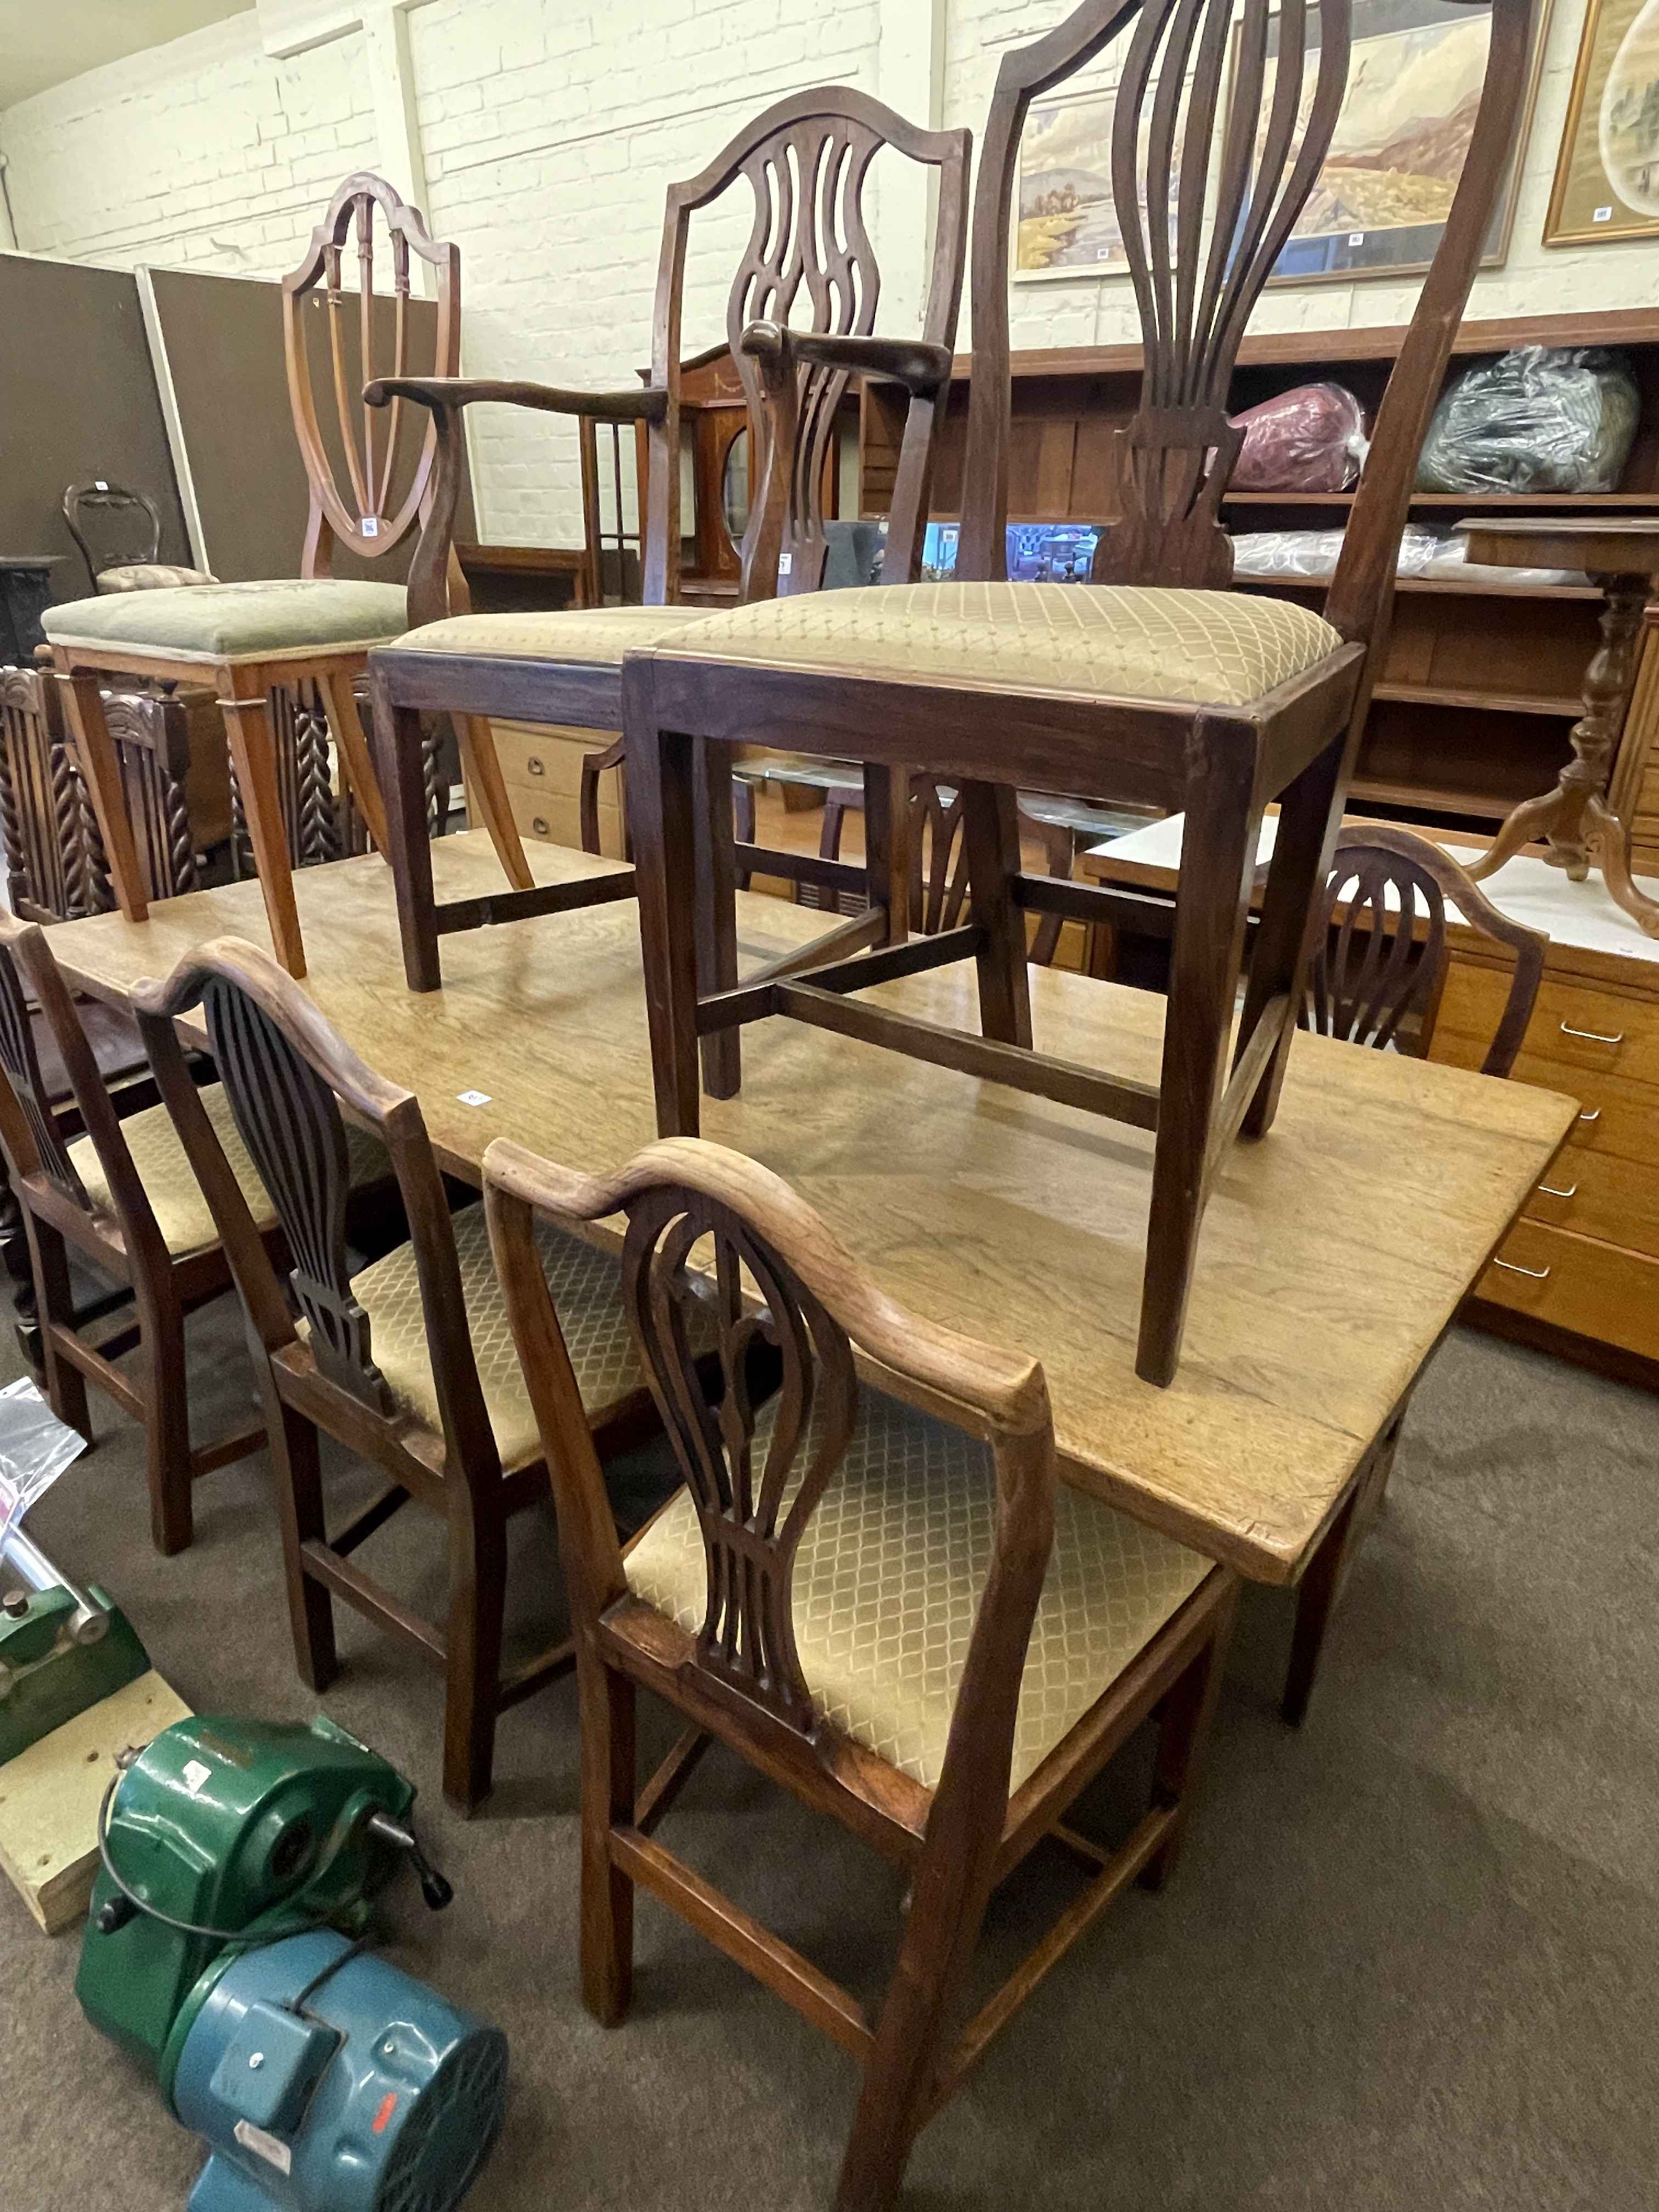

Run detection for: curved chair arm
[[364, 375, 669, 425], [737, 324, 953, 397]]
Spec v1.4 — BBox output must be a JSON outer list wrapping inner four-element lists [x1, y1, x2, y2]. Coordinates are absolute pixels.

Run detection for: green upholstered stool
[[43, 579, 407, 978]]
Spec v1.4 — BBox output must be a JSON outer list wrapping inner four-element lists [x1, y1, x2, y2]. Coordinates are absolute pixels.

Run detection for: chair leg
[[1138, 749, 1263, 1387], [1238, 727, 1349, 1142], [579, 1657, 637, 2026], [442, 1501, 508, 1813], [1141, 1578, 1237, 1890], [624, 659, 705, 1138], [315, 669, 391, 857], [218, 680, 307, 979], [57, 669, 150, 924], [26, 1216, 90, 1442], [264, 1385, 338, 1693], [959, 781, 1032, 1049], [456, 712, 534, 891], [732, 771, 755, 894], [137, 1284, 194, 1556], [370, 683, 445, 992], [862, 764, 910, 944], [693, 735, 742, 1102]]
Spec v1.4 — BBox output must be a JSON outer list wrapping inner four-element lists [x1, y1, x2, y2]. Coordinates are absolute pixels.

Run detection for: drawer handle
[[1559, 1019, 1624, 1046], [528, 756, 545, 775], [1493, 1257, 1551, 1282], [1537, 1181, 1577, 1200], [1578, 1108, 1601, 1124], [531, 816, 549, 837]]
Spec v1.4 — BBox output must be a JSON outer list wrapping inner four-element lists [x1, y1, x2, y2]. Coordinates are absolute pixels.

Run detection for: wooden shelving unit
[[859, 305, 1659, 838]]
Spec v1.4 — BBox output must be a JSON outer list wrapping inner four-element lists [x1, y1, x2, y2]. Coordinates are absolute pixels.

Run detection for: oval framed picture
[[1545, 0, 1659, 247]]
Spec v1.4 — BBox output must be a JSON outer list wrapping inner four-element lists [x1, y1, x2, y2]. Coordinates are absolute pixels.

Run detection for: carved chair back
[[647, 89, 970, 604], [0, 917, 171, 1265], [959, 0, 1537, 648], [0, 667, 94, 921], [62, 482, 162, 586], [911, 781, 970, 938], [484, 1135, 1053, 1776], [283, 172, 460, 580], [132, 940, 500, 1481], [1302, 827, 1546, 1077]]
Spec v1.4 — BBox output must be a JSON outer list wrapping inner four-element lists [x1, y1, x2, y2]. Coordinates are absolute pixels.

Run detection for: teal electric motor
[[78, 1713, 507, 2212]]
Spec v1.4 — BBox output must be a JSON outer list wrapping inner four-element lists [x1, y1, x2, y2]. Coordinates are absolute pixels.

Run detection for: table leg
[[218, 679, 306, 978], [1282, 1482, 1361, 1727]]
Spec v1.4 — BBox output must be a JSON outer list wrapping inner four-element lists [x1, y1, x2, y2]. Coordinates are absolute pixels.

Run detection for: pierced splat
[[620, 1183, 858, 1736], [910, 781, 970, 936], [1302, 843, 1446, 1056], [0, 945, 88, 1208], [200, 975, 391, 1413], [282, 172, 459, 577]]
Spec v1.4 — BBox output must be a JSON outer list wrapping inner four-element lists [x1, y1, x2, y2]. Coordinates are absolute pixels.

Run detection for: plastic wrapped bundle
[[1229, 524, 1588, 588], [1230, 382, 1369, 492], [1417, 346, 1640, 495]]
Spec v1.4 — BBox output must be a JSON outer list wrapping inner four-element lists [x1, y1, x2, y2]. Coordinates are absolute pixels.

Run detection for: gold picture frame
[[1544, 0, 1659, 247]]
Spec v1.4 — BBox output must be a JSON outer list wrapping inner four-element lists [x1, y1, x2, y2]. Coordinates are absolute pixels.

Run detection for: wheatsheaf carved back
[[1302, 844, 1447, 1056], [200, 975, 391, 1413], [910, 781, 970, 938], [0, 944, 88, 1206], [620, 1183, 859, 1736], [283, 171, 459, 577]]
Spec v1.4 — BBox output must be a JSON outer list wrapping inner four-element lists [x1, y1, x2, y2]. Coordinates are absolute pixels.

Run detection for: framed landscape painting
[[1013, 83, 1181, 280], [1544, 0, 1659, 247], [1256, 0, 1550, 284]]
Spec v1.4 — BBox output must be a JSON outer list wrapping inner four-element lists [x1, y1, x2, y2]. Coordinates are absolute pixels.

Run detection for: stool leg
[[624, 659, 703, 1137], [370, 677, 443, 992], [1139, 743, 1262, 1386], [57, 669, 149, 923], [960, 781, 1032, 1048], [218, 678, 306, 979]]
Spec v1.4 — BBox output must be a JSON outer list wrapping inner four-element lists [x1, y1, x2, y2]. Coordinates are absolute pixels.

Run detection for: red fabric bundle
[[1229, 382, 1368, 493]]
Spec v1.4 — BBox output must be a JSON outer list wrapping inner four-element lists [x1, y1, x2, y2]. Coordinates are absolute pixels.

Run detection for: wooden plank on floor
[[0, 1671, 191, 1935]]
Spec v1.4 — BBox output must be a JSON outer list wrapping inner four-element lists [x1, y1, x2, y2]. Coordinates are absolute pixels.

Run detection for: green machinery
[[78, 1713, 506, 2212], [0, 1514, 148, 1765]]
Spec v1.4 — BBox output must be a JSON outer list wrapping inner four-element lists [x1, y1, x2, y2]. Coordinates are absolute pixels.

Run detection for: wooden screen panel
[[146, 265, 476, 585], [0, 253, 190, 600]]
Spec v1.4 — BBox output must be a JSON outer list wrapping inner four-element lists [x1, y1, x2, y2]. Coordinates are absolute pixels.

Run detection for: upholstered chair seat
[[652, 579, 1344, 710], [42, 578, 411, 664], [69, 1083, 386, 1258], [625, 1382, 1210, 1791], [340, 1203, 668, 1468], [390, 602, 720, 665], [95, 562, 220, 594]]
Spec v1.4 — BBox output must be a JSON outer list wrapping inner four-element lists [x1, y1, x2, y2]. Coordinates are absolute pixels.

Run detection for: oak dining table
[[38, 831, 1579, 1716]]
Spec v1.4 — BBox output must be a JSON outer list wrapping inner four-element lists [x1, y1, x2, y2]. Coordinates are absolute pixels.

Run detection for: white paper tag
[[182, 1758, 212, 1795], [1594, 206, 1612, 223], [361, 516, 380, 538], [94, 479, 109, 492], [457, 1090, 492, 1107], [1347, 232, 1365, 246], [234, 2121, 293, 2174], [777, 553, 792, 575]]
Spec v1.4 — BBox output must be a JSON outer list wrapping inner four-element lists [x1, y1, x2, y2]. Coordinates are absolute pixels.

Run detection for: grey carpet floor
[[1, 1301, 1655, 2211]]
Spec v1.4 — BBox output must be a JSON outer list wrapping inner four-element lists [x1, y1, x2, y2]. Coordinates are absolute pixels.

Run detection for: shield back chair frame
[[0, 917, 273, 1555], [363, 86, 970, 995], [620, 0, 1541, 1387], [44, 172, 469, 981], [132, 938, 676, 1810], [1279, 823, 1548, 1722], [482, 1133, 1238, 2212]]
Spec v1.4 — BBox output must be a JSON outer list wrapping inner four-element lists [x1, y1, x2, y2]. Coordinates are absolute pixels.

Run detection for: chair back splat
[[283, 172, 460, 583]]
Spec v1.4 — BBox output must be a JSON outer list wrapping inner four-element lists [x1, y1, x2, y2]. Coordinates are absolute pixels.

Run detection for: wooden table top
[[43, 834, 1578, 1587]]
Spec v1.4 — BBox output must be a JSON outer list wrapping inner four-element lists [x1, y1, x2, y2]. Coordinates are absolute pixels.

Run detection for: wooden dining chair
[[0, 916, 282, 1555], [43, 173, 475, 980], [482, 1132, 1238, 2211], [61, 479, 216, 595], [363, 86, 970, 992], [131, 939, 698, 1810], [621, 0, 1541, 1387], [1279, 824, 1549, 1723]]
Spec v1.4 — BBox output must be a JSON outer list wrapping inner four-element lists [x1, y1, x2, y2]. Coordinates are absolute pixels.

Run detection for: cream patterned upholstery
[[387, 604, 719, 663], [654, 580, 1342, 709], [69, 1085, 389, 1257], [344, 1204, 657, 1470], [625, 1385, 1211, 1792], [42, 579, 409, 662], [97, 563, 219, 594]]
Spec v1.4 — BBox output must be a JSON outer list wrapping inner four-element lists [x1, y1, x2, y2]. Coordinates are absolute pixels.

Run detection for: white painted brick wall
[[0, 13, 376, 279], [5, 0, 1658, 541]]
